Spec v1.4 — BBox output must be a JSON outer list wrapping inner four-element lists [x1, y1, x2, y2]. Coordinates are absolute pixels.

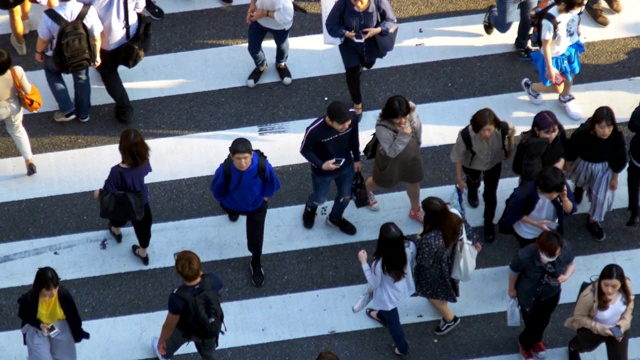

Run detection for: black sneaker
[[467, 190, 479, 208], [573, 186, 584, 205], [586, 220, 606, 242], [434, 316, 460, 336], [326, 216, 357, 236], [276, 63, 292, 85], [515, 44, 533, 59], [627, 214, 640, 227], [302, 205, 317, 229], [26, 162, 37, 176], [483, 6, 495, 35], [247, 65, 267, 88], [228, 212, 240, 222], [143, 0, 164, 20], [250, 262, 264, 287], [484, 223, 495, 243]]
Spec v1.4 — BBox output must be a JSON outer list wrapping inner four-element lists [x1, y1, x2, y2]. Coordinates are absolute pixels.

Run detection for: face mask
[[539, 252, 558, 263]]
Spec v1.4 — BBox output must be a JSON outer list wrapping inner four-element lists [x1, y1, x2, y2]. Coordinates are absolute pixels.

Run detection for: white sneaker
[[53, 111, 77, 122], [151, 337, 168, 360], [521, 78, 543, 105], [23, 19, 30, 34], [367, 192, 380, 211], [558, 94, 582, 120], [10, 34, 27, 56]]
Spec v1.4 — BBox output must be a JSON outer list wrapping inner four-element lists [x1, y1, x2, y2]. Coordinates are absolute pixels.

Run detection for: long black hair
[[372, 222, 408, 282], [597, 264, 632, 309]]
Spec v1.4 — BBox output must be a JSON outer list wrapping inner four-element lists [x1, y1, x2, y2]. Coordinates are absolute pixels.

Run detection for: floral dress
[[414, 229, 459, 303]]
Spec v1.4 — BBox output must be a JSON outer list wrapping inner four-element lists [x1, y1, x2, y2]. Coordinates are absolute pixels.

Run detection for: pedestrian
[[35, 0, 103, 123], [565, 264, 634, 360], [359, 222, 415, 356], [94, 128, 153, 265], [210, 137, 280, 287], [449, 108, 515, 242], [87, 0, 145, 123], [4, 0, 31, 55], [18, 267, 90, 360], [245, 0, 294, 88], [482, 0, 537, 57], [585, 0, 621, 27], [364, 95, 425, 224], [513, 110, 568, 183], [508, 230, 576, 360], [0, 48, 37, 176], [154, 250, 224, 360], [414, 197, 481, 336], [499, 167, 576, 248], [325, 0, 396, 121], [627, 102, 640, 227], [300, 101, 361, 235], [566, 106, 627, 241], [522, 0, 585, 120]]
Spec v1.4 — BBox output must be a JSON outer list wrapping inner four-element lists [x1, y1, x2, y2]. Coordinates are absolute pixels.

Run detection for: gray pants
[[22, 320, 77, 360], [164, 328, 216, 360], [1, 110, 33, 161]]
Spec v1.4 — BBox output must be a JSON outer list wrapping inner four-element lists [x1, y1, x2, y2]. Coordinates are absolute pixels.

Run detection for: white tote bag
[[450, 209, 478, 282], [507, 298, 521, 326]]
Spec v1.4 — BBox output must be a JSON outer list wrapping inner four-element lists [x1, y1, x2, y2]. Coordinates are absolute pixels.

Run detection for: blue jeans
[[377, 308, 409, 355], [306, 165, 354, 221], [43, 55, 91, 118], [247, 21, 290, 68], [489, 0, 537, 49]]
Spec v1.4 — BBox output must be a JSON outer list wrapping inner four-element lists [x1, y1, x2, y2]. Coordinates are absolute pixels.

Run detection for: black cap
[[326, 101, 352, 124]]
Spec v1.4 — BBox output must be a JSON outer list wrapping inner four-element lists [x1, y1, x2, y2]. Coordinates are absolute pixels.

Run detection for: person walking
[[508, 230, 576, 360], [364, 95, 425, 223], [325, 0, 396, 121], [4, 0, 31, 56], [414, 197, 481, 336], [210, 138, 281, 287], [482, 0, 537, 57], [565, 264, 634, 360], [95, 128, 153, 265], [359, 222, 415, 356], [0, 48, 37, 176], [450, 108, 515, 242], [627, 102, 640, 227], [18, 267, 90, 360]]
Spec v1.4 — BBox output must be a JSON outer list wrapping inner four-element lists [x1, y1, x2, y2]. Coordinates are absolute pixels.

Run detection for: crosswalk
[[1, 0, 639, 359]]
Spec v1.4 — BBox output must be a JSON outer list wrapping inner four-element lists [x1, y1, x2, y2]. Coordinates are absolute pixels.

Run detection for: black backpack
[[223, 150, 267, 190], [175, 274, 225, 343], [460, 121, 509, 166], [498, 182, 532, 235], [529, 2, 558, 48], [512, 130, 532, 176], [45, 5, 94, 73]]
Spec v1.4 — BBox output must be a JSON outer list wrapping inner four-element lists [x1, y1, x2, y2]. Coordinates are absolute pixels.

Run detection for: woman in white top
[[358, 222, 415, 356], [565, 264, 634, 360]]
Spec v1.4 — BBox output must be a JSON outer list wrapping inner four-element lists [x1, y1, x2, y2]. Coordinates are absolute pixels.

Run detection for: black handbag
[[374, 0, 398, 59], [363, 123, 396, 160], [119, 0, 151, 68], [352, 171, 370, 208], [0, 0, 24, 10], [99, 169, 145, 221]]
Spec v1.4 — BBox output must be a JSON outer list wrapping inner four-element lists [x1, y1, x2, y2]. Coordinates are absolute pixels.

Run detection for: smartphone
[[48, 325, 60, 337], [333, 158, 345, 167], [353, 32, 364, 43], [545, 275, 560, 286], [611, 325, 623, 338], [546, 222, 559, 230]]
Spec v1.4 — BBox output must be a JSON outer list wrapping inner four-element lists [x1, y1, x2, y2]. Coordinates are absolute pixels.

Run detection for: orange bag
[[10, 67, 42, 112]]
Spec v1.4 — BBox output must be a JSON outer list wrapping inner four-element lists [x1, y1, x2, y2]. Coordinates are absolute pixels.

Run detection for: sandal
[[131, 245, 149, 266], [109, 225, 123, 243], [365, 308, 384, 326]]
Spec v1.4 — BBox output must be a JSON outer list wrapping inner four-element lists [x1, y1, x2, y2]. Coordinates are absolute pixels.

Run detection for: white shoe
[[558, 94, 582, 120], [367, 192, 380, 211], [10, 34, 27, 56], [521, 78, 543, 105], [151, 337, 168, 360], [23, 19, 30, 34], [53, 111, 77, 122]]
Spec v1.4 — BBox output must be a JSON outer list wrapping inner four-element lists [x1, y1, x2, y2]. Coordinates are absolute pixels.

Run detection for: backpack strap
[[500, 121, 510, 158], [77, 4, 91, 22], [223, 151, 267, 191], [45, 8, 68, 27], [460, 125, 475, 166], [123, 0, 131, 40], [9, 67, 25, 96], [257, 152, 266, 182], [542, 10, 558, 40]]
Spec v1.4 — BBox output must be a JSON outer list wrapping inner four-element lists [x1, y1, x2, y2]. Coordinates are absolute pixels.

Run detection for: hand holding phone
[[333, 158, 345, 167], [48, 324, 60, 337], [353, 32, 364, 43], [610, 325, 623, 339]]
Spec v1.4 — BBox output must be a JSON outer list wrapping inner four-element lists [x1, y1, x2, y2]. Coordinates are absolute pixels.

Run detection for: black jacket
[[629, 103, 640, 163], [18, 286, 90, 345], [566, 122, 627, 173], [520, 130, 567, 182]]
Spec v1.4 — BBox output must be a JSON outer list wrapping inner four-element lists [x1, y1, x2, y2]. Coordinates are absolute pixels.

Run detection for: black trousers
[[222, 201, 268, 267], [628, 161, 640, 216], [519, 291, 560, 350], [97, 46, 133, 122], [514, 231, 536, 248], [110, 202, 152, 248], [463, 162, 502, 226], [570, 327, 629, 360]]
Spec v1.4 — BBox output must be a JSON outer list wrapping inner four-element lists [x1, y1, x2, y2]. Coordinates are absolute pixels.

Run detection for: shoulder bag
[[374, 0, 398, 58], [449, 207, 478, 282], [363, 123, 396, 160], [99, 167, 145, 221], [352, 171, 369, 208], [10, 67, 42, 113], [118, 0, 151, 68]]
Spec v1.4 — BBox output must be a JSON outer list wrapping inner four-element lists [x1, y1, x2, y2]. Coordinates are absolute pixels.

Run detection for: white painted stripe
[[1, 247, 639, 358], [1, 77, 638, 202], [0, 173, 632, 289], [472, 339, 640, 360], [10, 5, 640, 114]]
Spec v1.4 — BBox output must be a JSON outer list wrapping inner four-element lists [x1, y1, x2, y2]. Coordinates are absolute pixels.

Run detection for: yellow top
[[37, 292, 66, 324]]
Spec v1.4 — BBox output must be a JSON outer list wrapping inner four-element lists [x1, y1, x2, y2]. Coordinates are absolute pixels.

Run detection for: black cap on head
[[229, 137, 253, 155], [326, 101, 352, 125]]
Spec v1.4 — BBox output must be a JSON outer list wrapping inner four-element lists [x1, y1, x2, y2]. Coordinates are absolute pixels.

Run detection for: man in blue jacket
[[210, 138, 280, 287]]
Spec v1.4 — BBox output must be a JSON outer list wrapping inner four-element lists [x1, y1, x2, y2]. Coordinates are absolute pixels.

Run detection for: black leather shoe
[[626, 214, 640, 227], [573, 186, 584, 205], [484, 224, 496, 243], [228, 212, 240, 222], [468, 191, 479, 208]]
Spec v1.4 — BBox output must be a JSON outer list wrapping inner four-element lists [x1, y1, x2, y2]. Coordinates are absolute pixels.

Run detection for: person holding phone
[[565, 264, 634, 360], [18, 267, 90, 359]]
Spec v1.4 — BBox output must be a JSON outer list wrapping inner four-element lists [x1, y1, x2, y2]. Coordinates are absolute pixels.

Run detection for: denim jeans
[[247, 21, 290, 68], [377, 308, 409, 355], [44, 55, 91, 118], [306, 165, 354, 221], [489, 0, 537, 49]]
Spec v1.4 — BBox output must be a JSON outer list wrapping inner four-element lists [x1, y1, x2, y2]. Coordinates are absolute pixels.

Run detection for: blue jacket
[[210, 152, 280, 212]]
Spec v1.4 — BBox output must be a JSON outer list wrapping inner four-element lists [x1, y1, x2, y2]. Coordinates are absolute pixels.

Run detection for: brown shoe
[[586, 4, 609, 27], [605, 0, 622, 13]]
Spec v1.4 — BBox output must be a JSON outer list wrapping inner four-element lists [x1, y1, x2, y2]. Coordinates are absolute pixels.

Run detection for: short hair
[[229, 137, 253, 156], [379, 95, 411, 122], [587, 106, 619, 134], [532, 110, 562, 132], [326, 101, 352, 125], [470, 108, 501, 133], [536, 230, 564, 257], [175, 250, 202, 282], [316, 351, 339, 360], [32, 267, 61, 295], [0, 48, 11, 75], [535, 167, 565, 194], [119, 128, 150, 168]]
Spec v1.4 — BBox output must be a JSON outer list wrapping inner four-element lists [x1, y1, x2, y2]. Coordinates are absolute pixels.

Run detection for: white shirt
[[513, 194, 558, 239], [595, 293, 627, 326], [80, 0, 144, 50], [362, 244, 416, 311], [37, 0, 103, 56], [541, 6, 581, 57], [256, 0, 294, 30]]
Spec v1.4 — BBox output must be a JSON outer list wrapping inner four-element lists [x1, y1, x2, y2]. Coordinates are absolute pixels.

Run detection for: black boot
[[484, 222, 495, 243], [626, 213, 640, 227]]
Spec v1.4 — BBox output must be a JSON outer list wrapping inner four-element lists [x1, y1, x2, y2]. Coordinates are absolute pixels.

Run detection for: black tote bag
[[119, 0, 151, 68], [352, 171, 370, 208], [99, 169, 145, 221]]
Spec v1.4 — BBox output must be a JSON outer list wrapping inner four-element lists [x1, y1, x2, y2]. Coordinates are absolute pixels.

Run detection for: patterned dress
[[414, 230, 459, 303]]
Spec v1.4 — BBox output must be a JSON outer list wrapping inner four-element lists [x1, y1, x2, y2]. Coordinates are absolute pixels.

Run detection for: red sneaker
[[531, 342, 547, 359], [519, 343, 534, 360]]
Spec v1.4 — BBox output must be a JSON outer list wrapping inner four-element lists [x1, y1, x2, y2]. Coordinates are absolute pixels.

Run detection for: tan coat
[[564, 279, 634, 335]]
